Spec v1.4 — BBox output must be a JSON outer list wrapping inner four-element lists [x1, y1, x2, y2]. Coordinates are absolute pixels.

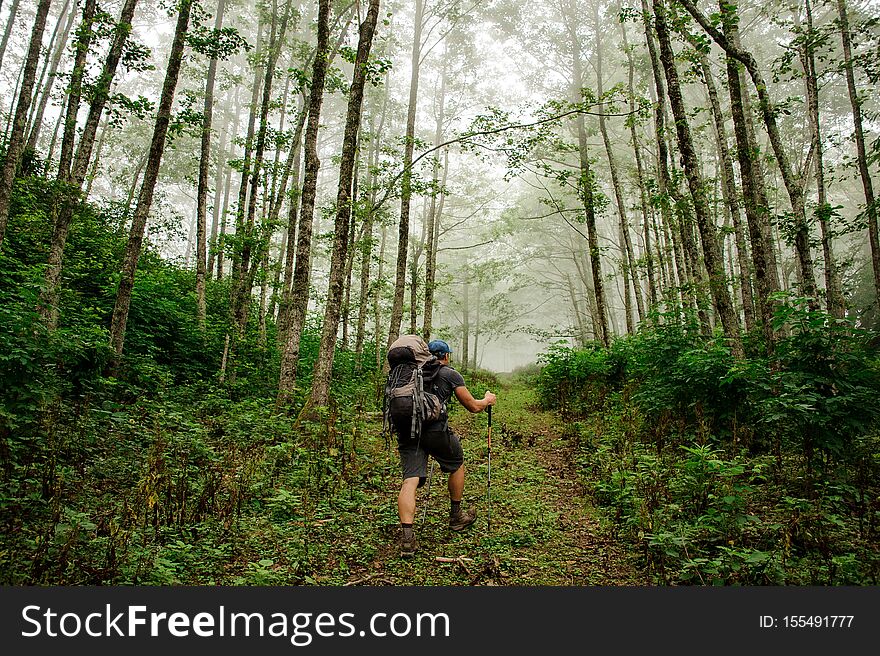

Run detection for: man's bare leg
[[398, 476, 419, 524]]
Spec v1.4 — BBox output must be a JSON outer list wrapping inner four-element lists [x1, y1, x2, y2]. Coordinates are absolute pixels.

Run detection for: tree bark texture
[[39, 0, 138, 329], [681, 0, 818, 303], [108, 0, 192, 361], [653, 0, 743, 355], [306, 0, 381, 410], [195, 0, 227, 330], [0, 0, 53, 249], [836, 0, 880, 305], [276, 0, 331, 406]]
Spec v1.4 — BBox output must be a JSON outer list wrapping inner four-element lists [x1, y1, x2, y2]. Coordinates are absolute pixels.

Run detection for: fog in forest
[[1, 0, 879, 374]]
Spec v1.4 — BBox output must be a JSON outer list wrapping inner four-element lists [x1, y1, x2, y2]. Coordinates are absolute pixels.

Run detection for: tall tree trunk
[[275, 102, 307, 344], [355, 203, 373, 368], [409, 198, 427, 334], [802, 0, 844, 317], [595, 3, 642, 328], [357, 85, 390, 363], [471, 281, 480, 370], [108, 0, 192, 362], [306, 0, 380, 410], [619, 14, 657, 308], [653, 0, 743, 355], [195, 0, 227, 330], [46, 91, 66, 163], [207, 108, 231, 276], [0, 0, 21, 73], [26, 0, 74, 153], [276, 0, 331, 406], [341, 194, 360, 347], [387, 0, 424, 348], [566, 5, 609, 346], [836, 0, 879, 305], [423, 51, 446, 339], [83, 110, 109, 198], [693, 40, 756, 332], [374, 223, 387, 372], [715, 6, 780, 348], [38, 0, 138, 328], [229, 20, 264, 292], [56, 0, 97, 183], [0, 0, 53, 249], [233, 0, 292, 341], [681, 0, 818, 303], [461, 259, 469, 373], [641, 0, 690, 318], [216, 87, 243, 280], [3, 62, 24, 143]]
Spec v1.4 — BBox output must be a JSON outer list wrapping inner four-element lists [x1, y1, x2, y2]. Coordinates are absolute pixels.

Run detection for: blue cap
[[427, 339, 452, 356]]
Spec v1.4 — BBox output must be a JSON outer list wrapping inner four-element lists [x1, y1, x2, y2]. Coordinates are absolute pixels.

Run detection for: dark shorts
[[398, 427, 464, 487]]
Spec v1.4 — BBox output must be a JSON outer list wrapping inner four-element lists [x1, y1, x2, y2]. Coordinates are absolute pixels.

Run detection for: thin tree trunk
[[374, 223, 387, 372], [619, 14, 657, 308], [275, 103, 306, 344], [461, 259, 469, 373], [653, 0, 743, 355], [3, 62, 23, 143], [83, 111, 109, 198], [0, 0, 53, 248], [195, 0, 227, 330], [836, 0, 879, 305], [387, 0, 424, 348], [276, 0, 331, 405], [0, 0, 21, 73], [595, 4, 642, 328], [108, 0, 192, 363], [566, 4, 609, 345], [38, 0, 138, 328], [233, 1, 292, 340], [258, 250, 269, 347], [341, 197, 359, 347], [306, 0, 380, 410], [26, 0, 74, 153], [46, 91, 66, 163], [56, 0, 97, 183], [641, 0, 689, 318], [409, 198, 427, 334], [423, 52, 446, 339], [355, 203, 373, 368], [229, 20, 264, 293], [217, 87, 243, 281], [472, 281, 480, 370], [802, 0, 843, 317], [694, 40, 756, 332], [208, 107, 230, 276]]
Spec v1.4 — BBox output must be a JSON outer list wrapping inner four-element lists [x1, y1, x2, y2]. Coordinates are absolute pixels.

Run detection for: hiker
[[391, 336, 496, 557]]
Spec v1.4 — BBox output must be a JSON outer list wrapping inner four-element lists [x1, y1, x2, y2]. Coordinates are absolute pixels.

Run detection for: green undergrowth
[[537, 306, 880, 585]]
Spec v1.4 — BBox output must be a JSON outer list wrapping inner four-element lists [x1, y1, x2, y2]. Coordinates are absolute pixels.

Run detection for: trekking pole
[[421, 460, 435, 524], [486, 405, 492, 532]]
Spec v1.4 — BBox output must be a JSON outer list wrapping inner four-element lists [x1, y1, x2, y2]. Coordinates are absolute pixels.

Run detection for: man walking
[[397, 338, 496, 557]]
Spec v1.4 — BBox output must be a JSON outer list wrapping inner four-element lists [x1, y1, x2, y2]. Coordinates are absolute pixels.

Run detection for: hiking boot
[[400, 527, 417, 557], [449, 507, 477, 531]]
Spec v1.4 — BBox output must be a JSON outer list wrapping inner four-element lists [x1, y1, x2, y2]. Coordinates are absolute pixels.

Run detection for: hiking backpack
[[383, 335, 446, 441]]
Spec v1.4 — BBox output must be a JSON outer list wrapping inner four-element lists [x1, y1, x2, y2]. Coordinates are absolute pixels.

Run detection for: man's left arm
[[453, 385, 496, 413]]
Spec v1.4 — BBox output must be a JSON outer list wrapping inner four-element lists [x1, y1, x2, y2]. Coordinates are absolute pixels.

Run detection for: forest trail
[[339, 384, 646, 586]]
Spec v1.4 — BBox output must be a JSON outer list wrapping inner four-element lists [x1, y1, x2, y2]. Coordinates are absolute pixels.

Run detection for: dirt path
[[341, 384, 646, 586]]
